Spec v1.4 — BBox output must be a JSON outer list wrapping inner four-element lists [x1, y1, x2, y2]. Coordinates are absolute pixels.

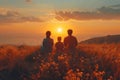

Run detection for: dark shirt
[[55, 42, 64, 53], [42, 38, 54, 53], [64, 36, 78, 49]]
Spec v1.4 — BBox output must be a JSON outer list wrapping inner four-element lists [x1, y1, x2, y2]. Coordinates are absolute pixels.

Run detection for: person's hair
[[46, 31, 51, 37], [57, 36, 61, 42], [67, 29, 73, 35]]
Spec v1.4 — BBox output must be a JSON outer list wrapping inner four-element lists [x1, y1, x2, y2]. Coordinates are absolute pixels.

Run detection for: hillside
[[0, 44, 120, 80], [80, 34, 120, 44]]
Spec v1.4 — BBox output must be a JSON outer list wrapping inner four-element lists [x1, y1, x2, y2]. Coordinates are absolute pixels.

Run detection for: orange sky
[[0, 0, 120, 45], [0, 20, 120, 45]]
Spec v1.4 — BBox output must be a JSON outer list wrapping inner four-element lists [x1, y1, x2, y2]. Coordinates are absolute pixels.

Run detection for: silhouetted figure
[[55, 37, 64, 54], [54, 37, 64, 62], [64, 29, 78, 54], [41, 31, 54, 55]]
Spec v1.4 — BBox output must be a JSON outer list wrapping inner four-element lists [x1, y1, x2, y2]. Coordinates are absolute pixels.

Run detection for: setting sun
[[57, 27, 63, 33]]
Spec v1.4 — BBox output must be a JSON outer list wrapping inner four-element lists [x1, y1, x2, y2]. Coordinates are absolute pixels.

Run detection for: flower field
[[0, 44, 120, 80]]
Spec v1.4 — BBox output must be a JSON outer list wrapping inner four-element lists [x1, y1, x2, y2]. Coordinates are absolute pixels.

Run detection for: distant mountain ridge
[[80, 34, 120, 44]]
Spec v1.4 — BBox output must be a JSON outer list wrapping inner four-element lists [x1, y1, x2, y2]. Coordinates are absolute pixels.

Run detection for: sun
[[57, 27, 63, 33]]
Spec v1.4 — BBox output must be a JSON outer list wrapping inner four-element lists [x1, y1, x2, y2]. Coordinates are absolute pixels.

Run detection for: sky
[[0, 0, 120, 45]]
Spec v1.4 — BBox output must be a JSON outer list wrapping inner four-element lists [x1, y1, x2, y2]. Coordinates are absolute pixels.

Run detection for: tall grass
[[0, 44, 120, 80]]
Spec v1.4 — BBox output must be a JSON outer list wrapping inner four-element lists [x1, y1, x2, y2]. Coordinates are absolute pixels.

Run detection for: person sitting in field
[[41, 31, 54, 55], [55, 36, 64, 54], [64, 29, 78, 54]]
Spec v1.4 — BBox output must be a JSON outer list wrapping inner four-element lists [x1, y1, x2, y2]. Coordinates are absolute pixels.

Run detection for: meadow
[[0, 44, 120, 80]]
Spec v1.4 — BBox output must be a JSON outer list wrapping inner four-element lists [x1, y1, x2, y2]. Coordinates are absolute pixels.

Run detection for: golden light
[[57, 27, 63, 33]]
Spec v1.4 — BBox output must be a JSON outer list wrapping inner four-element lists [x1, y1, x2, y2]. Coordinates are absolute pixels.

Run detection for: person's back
[[54, 37, 64, 62], [41, 31, 54, 54], [64, 36, 77, 49], [64, 29, 78, 53], [43, 38, 53, 53], [55, 37, 64, 53]]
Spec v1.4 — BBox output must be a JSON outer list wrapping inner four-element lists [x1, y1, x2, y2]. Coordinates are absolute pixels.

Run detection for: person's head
[[46, 31, 51, 38], [67, 29, 73, 36], [57, 36, 62, 42]]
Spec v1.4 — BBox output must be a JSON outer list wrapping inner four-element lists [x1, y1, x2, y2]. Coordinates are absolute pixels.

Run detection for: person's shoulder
[[59, 42, 63, 44], [47, 38, 53, 40], [50, 38, 54, 41], [55, 42, 59, 46], [49, 38, 54, 43], [55, 42, 59, 44], [43, 38, 46, 41], [71, 36, 77, 39], [60, 42, 64, 45], [64, 36, 69, 39]]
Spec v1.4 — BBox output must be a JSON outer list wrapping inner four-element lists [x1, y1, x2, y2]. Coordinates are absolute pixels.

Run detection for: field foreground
[[0, 44, 120, 80]]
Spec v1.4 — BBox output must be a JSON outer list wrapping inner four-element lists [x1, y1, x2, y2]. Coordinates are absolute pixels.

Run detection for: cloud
[[0, 8, 43, 23], [55, 4, 120, 21], [25, 0, 32, 3], [111, 4, 120, 8]]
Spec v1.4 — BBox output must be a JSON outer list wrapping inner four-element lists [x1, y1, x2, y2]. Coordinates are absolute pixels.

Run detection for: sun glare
[[57, 27, 63, 33]]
